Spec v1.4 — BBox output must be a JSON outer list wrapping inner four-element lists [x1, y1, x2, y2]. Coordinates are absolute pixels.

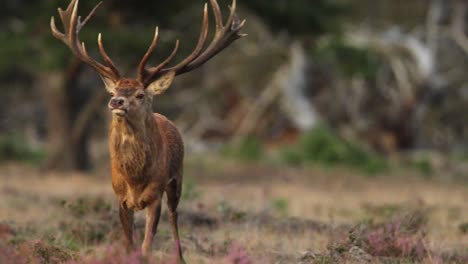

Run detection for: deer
[[50, 0, 245, 261]]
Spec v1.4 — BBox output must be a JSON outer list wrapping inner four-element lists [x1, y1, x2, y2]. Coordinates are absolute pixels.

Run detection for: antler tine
[[50, 17, 65, 40], [210, 0, 223, 30], [69, 0, 81, 55], [223, 0, 239, 35], [58, 0, 77, 34], [98, 33, 121, 78], [50, 0, 121, 81], [142, 40, 181, 84], [187, 0, 245, 66], [80, 1, 103, 30], [138, 27, 160, 81]]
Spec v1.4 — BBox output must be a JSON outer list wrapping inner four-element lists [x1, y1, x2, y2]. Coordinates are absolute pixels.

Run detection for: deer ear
[[147, 71, 175, 95], [100, 75, 116, 93]]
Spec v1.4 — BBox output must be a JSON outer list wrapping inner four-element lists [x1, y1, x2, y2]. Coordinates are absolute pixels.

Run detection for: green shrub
[[280, 148, 303, 165], [271, 197, 289, 216], [221, 137, 264, 162], [313, 37, 381, 79], [182, 176, 200, 201], [299, 126, 342, 164], [408, 158, 433, 177], [280, 126, 388, 175], [459, 222, 468, 234], [0, 133, 45, 164]]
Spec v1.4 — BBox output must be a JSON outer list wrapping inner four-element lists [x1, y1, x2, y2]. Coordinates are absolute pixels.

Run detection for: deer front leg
[[141, 196, 162, 256], [119, 202, 134, 251]]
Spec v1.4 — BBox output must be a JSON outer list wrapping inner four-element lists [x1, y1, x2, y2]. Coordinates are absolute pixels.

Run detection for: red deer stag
[[51, 0, 245, 261]]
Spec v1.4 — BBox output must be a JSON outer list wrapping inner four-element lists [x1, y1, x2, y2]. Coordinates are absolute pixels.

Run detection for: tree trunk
[[40, 71, 74, 171], [41, 61, 98, 171]]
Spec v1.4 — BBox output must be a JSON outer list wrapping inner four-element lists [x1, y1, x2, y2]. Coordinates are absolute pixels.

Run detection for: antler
[[138, 0, 246, 86], [51, 0, 121, 82]]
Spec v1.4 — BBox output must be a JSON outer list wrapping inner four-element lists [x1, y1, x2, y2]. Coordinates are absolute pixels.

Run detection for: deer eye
[[136, 93, 145, 100], [109, 92, 115, 97]]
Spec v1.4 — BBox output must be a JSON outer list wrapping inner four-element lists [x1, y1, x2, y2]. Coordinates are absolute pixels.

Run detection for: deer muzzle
[[109, 97, 128, 116]]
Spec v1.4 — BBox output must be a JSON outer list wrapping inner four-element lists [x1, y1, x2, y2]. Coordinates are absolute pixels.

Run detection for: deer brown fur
[[51, 0, 245, 261]]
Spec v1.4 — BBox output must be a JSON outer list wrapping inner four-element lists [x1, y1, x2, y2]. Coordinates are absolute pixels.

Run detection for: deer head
[[51, 0, 246, 120]]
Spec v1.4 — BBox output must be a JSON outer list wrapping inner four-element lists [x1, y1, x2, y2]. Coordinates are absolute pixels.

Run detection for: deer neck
[[112, 115, 144, 137], [109, 112, 158, 177]]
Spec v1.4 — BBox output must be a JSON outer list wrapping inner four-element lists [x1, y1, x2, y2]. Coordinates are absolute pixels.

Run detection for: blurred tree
[[243, 0, 346, 36]]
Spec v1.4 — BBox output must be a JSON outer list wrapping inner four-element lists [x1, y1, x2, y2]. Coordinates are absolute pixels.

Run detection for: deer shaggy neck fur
[[110, 113, 158, 182]]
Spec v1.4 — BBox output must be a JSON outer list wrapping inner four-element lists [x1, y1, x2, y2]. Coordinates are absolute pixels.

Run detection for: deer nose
[[109, 97, 125, 109]]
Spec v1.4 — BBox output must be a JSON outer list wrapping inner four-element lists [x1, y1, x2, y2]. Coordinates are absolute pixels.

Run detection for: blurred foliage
[[280, 126, 389, 175], [313, 37, 381, 78], [182, 176, 201, 201], [406, 157, 433, 178], [221, 137, 264, 162], [0, 31, 35, 71], [0, 133, 45, 164], [1, 0, 72, 71], [459, 222, 468, 234], [243, 0, 347, 35], [108, 0, 190, 25], [220, 127, 389, 175], [270, 197, 289, 216]]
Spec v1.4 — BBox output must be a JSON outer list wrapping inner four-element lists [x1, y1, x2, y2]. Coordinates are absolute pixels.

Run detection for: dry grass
[[0, 158, 467, 263]]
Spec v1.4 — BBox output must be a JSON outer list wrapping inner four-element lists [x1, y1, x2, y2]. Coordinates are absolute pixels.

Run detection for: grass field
[[0, 157, 467, 263]]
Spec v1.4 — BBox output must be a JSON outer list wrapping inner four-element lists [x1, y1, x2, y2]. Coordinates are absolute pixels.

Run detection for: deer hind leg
[[119, 203, 134, 251], [166, 173, 185, 263], [141, 196, 162, 256]]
